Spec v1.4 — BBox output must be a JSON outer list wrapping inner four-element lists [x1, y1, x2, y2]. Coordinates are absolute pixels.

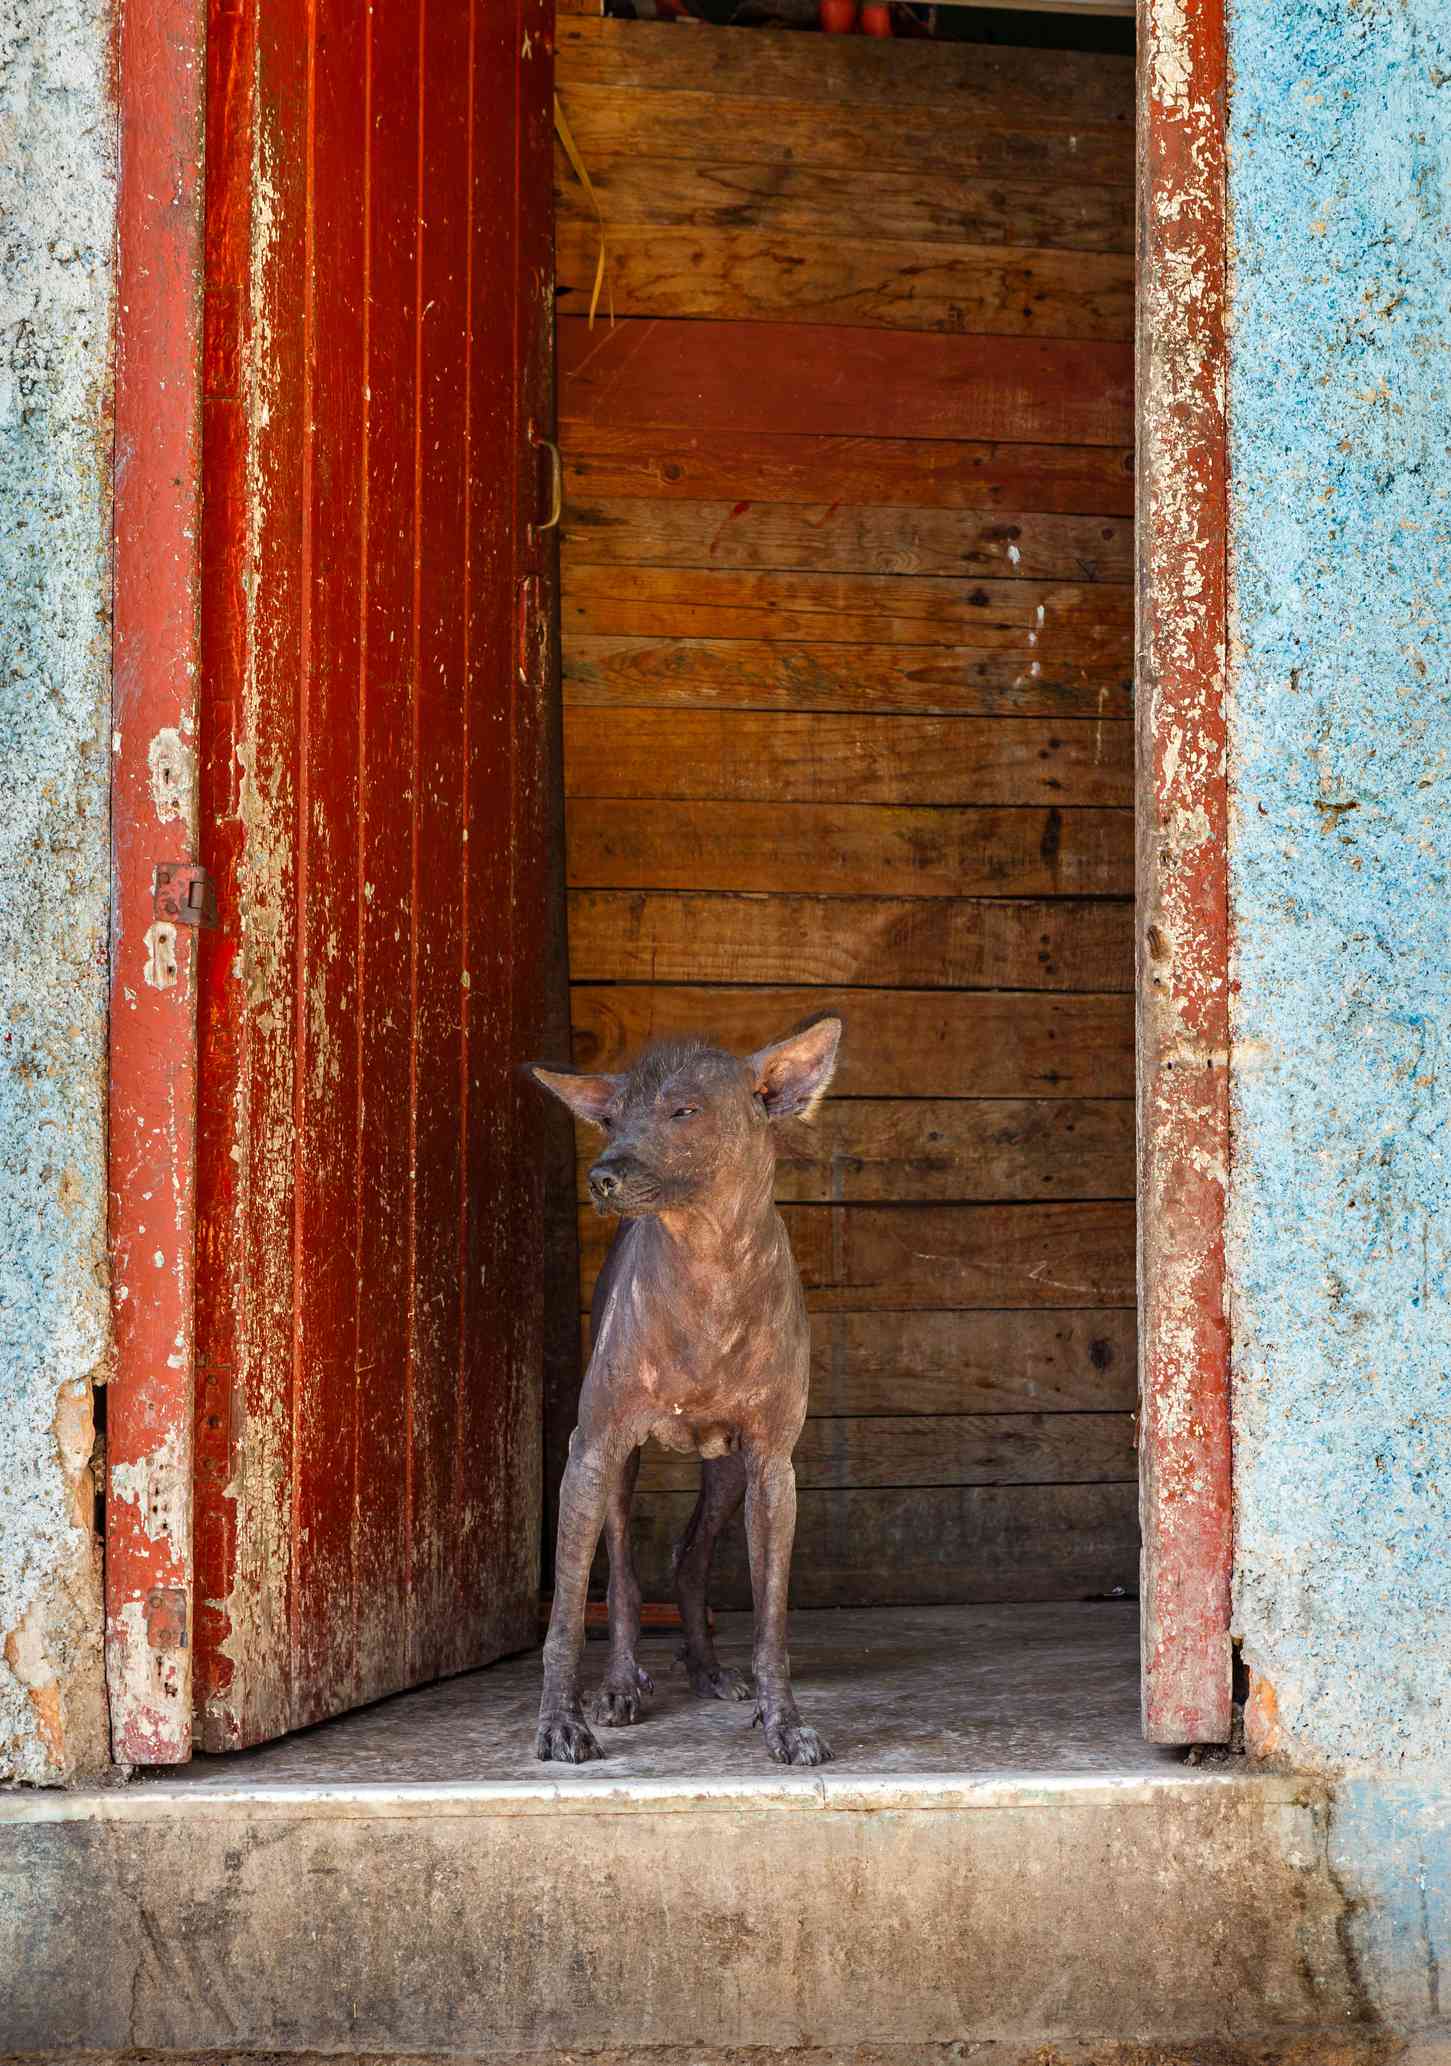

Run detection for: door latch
[[153, 861, 220, 930], [532, 434, 562, 532]]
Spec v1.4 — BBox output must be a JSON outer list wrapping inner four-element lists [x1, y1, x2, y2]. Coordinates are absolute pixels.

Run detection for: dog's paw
[[701, 1664, 754, 1702], [678, 1649, 753, 1702], [758, 1713, 833, 1767], [590, 1677, 650, 1728], [535, 1711, 605, 1764]]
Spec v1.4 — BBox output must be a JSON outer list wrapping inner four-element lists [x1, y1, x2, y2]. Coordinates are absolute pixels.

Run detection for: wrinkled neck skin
[[654, 1141, 779, 1274]]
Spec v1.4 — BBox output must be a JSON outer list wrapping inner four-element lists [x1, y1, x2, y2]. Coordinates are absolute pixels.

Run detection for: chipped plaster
[[0, 0, 116, 1780], [1227, 0, 1451, 1767]]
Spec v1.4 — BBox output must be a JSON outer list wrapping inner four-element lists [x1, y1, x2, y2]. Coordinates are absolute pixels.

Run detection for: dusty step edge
[[0, 1766, 1302, 1823]]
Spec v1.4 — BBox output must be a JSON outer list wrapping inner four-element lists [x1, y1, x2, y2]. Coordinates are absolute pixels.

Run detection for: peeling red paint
[[188, 0, 562, 1749], [1136, 0, 1234, 1744], [106, 0, 207, 1762]]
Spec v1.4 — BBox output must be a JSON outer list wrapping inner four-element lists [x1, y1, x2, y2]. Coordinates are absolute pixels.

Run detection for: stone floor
[[150, 1600, 1180, 1790]]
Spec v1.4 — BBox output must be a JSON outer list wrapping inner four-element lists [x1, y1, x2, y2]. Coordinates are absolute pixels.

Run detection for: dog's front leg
[[537, 1436, 615, 1762], [591, 1446, 654, 1727], [744, 1450, 832, 1767]]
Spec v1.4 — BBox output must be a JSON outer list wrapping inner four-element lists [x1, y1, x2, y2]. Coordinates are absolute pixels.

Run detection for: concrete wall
[[0, 0, 116, 1782], [1226, 0, 1451, 1767]]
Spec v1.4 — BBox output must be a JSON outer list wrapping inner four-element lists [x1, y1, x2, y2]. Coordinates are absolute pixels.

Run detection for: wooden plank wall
[[554, 15, 1138, 1608]]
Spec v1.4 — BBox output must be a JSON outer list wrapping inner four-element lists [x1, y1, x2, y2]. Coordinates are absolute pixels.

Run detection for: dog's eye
[[671, 1106, 699, 1121]]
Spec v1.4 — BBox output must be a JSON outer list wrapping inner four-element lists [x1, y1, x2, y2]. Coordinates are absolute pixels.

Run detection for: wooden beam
[[558, 318, 1134, 447], [567, 798, 1134, 900], [621, 1482, 1139, 1610], [107, 0, 206, 1767], [565, 890, 1133, 990], [1136, 0, 1233, 1746], [569, 984, 1134, 1096]]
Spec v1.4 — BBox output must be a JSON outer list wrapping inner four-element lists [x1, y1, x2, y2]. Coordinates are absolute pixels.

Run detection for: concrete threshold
[[0, 1607, 1430, 2059]]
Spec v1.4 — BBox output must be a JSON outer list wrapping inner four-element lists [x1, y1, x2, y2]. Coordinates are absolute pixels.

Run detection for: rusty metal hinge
[[153, 861, 219, 930], [144, 1585, 188, 1652]]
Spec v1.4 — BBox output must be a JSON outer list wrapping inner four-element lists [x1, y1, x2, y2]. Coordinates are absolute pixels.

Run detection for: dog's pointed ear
[[748, 1015, 843, 1123], [529, 1066, 621, 1129]]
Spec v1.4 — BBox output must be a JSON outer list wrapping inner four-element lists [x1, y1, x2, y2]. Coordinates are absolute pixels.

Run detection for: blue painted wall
[[0, 0, 115, 1782], [1226, 0, 1451, 1766]]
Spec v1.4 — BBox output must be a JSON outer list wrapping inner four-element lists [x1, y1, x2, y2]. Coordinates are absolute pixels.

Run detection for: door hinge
[[144, 1585, 189, 1652], [153, 860, 220, 930]]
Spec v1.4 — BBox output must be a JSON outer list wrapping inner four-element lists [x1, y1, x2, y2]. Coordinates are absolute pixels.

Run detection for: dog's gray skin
[[530, 1015, 843, 1769]]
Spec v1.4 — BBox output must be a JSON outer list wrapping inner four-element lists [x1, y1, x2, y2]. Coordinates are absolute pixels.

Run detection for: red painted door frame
[[107, 0, 207, 1761], [107, 0, 1235, 1760], [1136, 0, 1235, 1744]]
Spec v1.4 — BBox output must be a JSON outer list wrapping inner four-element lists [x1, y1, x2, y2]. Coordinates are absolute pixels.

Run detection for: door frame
[[105, 0, 1235, 1761], [106, 0, 207, 1760], [1135, 0, 1234, 1743]]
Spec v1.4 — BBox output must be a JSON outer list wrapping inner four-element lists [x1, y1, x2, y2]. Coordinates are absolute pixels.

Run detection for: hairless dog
[[530, 1014, 843, 1768]]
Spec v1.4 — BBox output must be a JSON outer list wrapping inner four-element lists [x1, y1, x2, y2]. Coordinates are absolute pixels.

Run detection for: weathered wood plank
[[568, 801, 1134, 900], [566, 890, 1133, 991], [619, 1481, 1140, 1608], [638, 1412, 1135, 1494], [558, 19, 1134, 129], [579, 1307, 1138, 1415], [556, 83, 1134, 190], [574, 1097, 1134, 1203], [563, 635, 1132, 721], [559, 428, 1136, 519], [563, 564, 1133, 653], [557, 153, 1135, 255], [556, 224, 1134, 341], [778, 1098, 1134, 1203], [558, 319, 1133, 447], [579, 1200, 1136, 1310], [564, 709, 1131, 809], [794, 1200, 1136, 1308], [560, 499, 1134, 583], [570, 986, 1132, 1097], [805, 1308, 1137, 1415]]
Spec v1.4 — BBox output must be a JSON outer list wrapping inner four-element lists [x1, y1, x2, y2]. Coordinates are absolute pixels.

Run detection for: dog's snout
[[588, 1149, 655, 1213], [589, 1162, 620, 1201]]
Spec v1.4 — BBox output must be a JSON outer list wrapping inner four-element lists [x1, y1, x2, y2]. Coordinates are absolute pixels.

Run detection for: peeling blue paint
[[1227, 0, 1451, 1765]]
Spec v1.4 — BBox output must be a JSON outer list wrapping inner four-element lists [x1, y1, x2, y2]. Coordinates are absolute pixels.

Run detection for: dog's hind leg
[[672, 1450, 752, 1701], [590, 1447, 654, 1727], [745, 1449, 831, 1766]]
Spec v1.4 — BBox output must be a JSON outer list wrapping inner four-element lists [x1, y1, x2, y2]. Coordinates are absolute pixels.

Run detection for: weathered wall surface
[[0, 0, 116, 1781], [1226, 0, 1451, 1767]]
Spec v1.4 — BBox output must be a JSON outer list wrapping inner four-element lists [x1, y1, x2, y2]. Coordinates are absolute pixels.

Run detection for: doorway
[[106, 0, 1234, 1767], [554, 5, 1138, 1617]]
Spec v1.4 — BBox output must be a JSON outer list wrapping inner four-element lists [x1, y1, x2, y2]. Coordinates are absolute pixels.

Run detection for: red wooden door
[[193, 0, 567, 1747]]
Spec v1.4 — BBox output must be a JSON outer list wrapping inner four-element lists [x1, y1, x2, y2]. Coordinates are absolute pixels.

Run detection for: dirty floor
[[150, 1601, 1181, 1788]]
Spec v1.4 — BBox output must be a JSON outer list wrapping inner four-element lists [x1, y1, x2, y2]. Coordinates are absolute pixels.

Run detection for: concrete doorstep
[[2, 1610, 1448, 2060]]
